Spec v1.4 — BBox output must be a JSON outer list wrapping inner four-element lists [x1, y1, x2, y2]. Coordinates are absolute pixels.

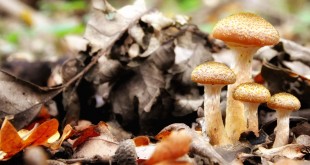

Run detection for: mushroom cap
[[233, 82, 270, 103], [267, 92, 301, 111], [211, 12, 280, 47], [191, 61, 236, 85]]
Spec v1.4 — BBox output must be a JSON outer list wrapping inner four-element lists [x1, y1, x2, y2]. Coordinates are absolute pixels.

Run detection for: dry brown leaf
[[0, 70, 62, 130], [255, 144, 306, 160], [144, 130, 192, 165], [73, 121, 118, 159]]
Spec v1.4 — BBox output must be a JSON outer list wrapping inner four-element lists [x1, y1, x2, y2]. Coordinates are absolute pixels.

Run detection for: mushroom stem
[[225, 46, 259, 142], [273, 110, 291, 148], [204, 84, 230, 145], [244, 102, 260, 136]]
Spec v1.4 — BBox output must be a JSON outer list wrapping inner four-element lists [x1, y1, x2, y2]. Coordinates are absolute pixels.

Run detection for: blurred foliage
[[0, 0, 309, 60], [39, 0, 86, 14]]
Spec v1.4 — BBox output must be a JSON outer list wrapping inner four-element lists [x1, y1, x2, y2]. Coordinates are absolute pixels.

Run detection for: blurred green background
[[0, 0, 309, 60]]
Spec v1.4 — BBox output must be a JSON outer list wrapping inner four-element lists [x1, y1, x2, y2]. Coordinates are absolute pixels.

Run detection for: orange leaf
[[72, 125, 100, 148], [24, 105, 51, 130], [0, 118, 24, 157], [50, 124, 74, 150], [144, 130, 192, 165], [23, 119, 59, 147], [155, 130, 171, 140], [133, 136, 150, 146]]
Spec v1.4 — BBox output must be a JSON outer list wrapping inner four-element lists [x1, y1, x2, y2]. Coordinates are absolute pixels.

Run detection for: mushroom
[[267, 92, 301, 148], [211, 12, 280, 142], [191, 61, 236, 145], [233, 82, 270, 136]]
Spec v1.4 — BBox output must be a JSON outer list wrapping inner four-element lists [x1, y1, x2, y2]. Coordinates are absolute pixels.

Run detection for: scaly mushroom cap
[[267, 92, 301, 111], [233, 82, 270, 103], [212, 12, 280, 47], [191, 61, 236, 85]]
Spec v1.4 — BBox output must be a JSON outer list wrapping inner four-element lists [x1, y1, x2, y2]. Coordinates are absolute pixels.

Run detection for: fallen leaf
[[0, 118, 59, 159], [49, 124, 74, 150], [133, 136, 150, 146], [141, 11, 173, 31], [0, 70, 62, 129], [168, 26, 214, 88], [24, 105, 51, 130], [84, 0, 147, 51], [0, 117, 24, 158], [110, 60, 172, 133], [278, 39, 310, 66], [259, 39, 310, 108], [173, 95, 203, 116], [255, 144, 307, 160], [73, 125, 100, 148], [73, 121, 118, 159], [144, 130, 192, 165], [85, 56, 124, 84], [155, 130, 172, 140], [158, 123, 228, 164], [23, 119, 59, 146]]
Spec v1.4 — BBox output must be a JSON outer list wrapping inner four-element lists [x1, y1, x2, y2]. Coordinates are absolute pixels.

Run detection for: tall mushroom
[[267, 92, 300, 148], [211, 12, 280, 142], [233, 82, 270, 136], [191, 61, 236, 145]]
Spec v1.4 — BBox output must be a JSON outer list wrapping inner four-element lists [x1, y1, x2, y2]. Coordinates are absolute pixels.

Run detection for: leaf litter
[[0, 0, 310, 164]]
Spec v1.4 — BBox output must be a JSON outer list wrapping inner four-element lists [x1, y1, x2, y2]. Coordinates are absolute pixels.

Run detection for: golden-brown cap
[[267, 92, 301, 111], [191, 61, 236, 85], [211, 12, 280, 47], [233, 82, 270, 103]]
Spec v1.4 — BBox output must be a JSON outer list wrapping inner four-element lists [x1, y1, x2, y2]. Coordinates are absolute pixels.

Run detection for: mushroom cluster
[[211, 12, 279, 142], [191, 12, 301, 147]]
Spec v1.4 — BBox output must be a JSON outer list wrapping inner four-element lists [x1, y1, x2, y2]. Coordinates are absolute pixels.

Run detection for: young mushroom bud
[[233, 82, 270, 137], [267, 92, 301, 148], [191, 61, 236, 145], [211, 12, 280, 142]]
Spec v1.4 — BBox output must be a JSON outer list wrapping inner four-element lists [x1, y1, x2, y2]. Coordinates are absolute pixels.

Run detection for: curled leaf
[[72, 125, 100, 148], [23, 119, 59, 147], [0, 117, 24, 158], [133, 136, 150, 146], [0, 118, 59, 159], [144, 130, 192, 165]]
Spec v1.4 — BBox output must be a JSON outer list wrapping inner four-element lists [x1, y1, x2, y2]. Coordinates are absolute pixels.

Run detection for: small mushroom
[[233, 82, 270, 136], [267, 92, 301, 148], [211, 12, 280, 142], [191, 61, 236, 145]]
